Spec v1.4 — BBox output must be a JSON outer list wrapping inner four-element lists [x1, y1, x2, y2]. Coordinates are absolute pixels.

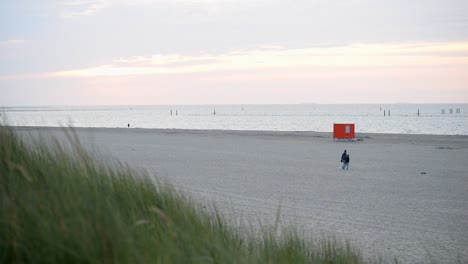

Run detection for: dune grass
[[0, 125, 380, 263]]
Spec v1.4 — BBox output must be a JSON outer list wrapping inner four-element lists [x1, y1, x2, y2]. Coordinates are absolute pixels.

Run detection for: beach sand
[[15, 127, 468, 263]]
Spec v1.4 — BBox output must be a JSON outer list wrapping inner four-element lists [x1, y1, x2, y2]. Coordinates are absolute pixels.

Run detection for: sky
[[1, 0, 468, 106]]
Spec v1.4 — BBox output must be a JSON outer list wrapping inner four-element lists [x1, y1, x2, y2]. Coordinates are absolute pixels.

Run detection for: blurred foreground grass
[[0, 125, 385, 263]]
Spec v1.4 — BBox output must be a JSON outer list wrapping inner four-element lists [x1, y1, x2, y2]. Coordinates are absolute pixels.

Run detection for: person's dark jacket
[[345, 155, 350, 163], [341, 152, 347, 162]]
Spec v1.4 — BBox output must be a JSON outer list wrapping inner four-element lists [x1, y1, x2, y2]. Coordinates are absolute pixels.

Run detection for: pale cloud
[[0, 39, 26, 47], [49, 42, 468, 77], [2, 41, 467, 81], [60, 0, 244, 17], [110, 56, 156, 67], [0, 73, 57, 81], [60, 0, 112, 17]]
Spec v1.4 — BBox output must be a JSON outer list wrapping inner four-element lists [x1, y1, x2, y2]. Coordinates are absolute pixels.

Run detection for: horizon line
[[1, 102, 468, 108]]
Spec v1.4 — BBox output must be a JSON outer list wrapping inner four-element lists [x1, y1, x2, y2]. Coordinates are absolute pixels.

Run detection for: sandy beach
[[14, 127, 468, 263]]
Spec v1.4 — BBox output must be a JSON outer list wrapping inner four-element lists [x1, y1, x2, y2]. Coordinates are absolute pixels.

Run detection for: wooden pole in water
[[384, 110, 386, 116], [388, 110, 390, 116], [417, 109, 420, 116]]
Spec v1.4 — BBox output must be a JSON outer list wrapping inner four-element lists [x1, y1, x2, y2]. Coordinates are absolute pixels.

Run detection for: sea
[[2, 104, 467, 135]]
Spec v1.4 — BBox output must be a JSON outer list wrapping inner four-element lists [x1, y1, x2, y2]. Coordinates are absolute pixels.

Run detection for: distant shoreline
[[11, 126, 468, 149], [10, 125, 468, 138]]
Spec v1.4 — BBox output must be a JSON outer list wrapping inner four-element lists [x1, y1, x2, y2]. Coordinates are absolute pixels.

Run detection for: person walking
[[343, 154, 350, 170], [341, 150, 347, 168]]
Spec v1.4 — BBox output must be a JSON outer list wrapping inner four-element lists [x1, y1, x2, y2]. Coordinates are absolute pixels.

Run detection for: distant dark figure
[[340, 150, 347, 165], [127, 123, 130, 128], [343, 154, 350, 170]]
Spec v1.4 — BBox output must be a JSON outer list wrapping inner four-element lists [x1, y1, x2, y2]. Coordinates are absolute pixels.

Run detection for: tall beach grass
[[0, 125, 384, 263]]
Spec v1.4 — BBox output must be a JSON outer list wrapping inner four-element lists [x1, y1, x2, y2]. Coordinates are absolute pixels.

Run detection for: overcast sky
[[1, 0, 468, 106]]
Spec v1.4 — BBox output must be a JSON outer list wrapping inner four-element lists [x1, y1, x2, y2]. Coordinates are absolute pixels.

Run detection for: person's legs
[[345, 162, 349, 170]]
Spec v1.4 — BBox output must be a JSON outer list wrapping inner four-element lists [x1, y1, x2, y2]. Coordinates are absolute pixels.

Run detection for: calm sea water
[[2, 104, 467, 135]]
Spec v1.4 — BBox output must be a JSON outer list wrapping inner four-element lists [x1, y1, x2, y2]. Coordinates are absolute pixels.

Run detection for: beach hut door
[[345, 125, 350, 134]]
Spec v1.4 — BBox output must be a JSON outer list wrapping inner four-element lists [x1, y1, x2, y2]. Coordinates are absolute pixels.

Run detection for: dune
[[14, 126, 468, 263]]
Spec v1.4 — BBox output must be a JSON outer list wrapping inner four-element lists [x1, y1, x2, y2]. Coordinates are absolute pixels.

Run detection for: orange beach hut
[[333, 123, 355, 141]]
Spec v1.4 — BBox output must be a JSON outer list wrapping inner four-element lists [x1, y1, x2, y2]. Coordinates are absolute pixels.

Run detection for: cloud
[[59, 0, 244, 17], [60, 0, 112, 17], [0, 39, 26, 47], [49, 42, 468, 77], [1, 41, 467, 80]]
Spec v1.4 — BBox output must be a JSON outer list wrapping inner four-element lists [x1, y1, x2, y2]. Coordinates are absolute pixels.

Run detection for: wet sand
[[14, 127, 468, 263]]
